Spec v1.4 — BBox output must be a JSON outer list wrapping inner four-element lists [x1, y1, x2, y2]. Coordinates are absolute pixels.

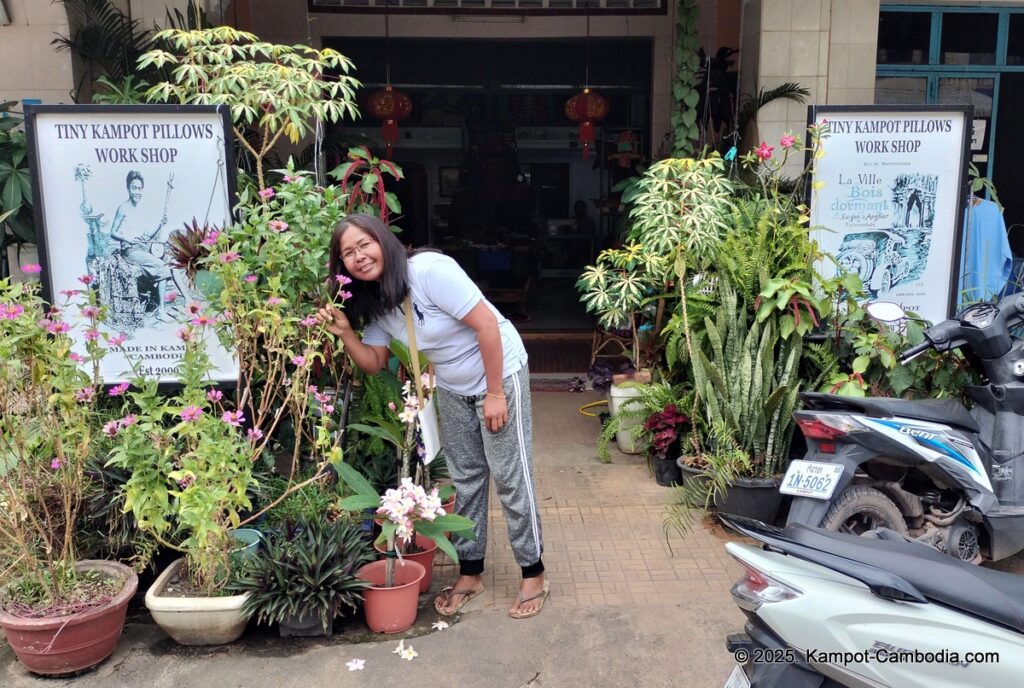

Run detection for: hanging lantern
[[366, 85, 412, 158], [564, 88, 608, 160]]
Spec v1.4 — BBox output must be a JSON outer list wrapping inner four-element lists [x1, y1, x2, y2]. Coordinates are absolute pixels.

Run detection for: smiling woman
[[316, 213, 550, 619]]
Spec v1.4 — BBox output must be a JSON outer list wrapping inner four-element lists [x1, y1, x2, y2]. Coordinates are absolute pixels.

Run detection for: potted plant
[[227, 516, 374, 637], [335, 462, 475, 634], [0, 277, 138, 675]]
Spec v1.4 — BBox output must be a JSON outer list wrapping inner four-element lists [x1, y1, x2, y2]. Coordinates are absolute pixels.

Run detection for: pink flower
[[222, 410, 245, 427], [207, 389, 223, 402], [108, 333, 127, 347], [47, 321, 71, 335], [165, 292, 178, 303], [120, 414, 138, 428], [291, 355, 306, 367], [59, 289, 80, 299], [268, 220, 289, 233], [315, 392, 332, 404], [283, 174, 296, 183], [48, 305, 62, 317], [21, 263, 42, 274], [176, 327, 194, 343], [78, 274, 94, 286], [267, 296, 283, 307], [388, 401, 397, 412], [102, 420, 121, 437], [69, 352, 86, 363], [244, 274, 258, 283], [201, 230, 220, 246], [219, 251, 240, 264], [84, 329, 100, 342], [176, 475, 195, 489], [321, 404, 335, 415], [187, 302, 202, 315], [756, 142, 774, 160], [258, 188, 275, 201], [339, 291, 353, 301], [181, 405, 203, 422], [75, 387, 95, 403], [191, 314, 214, 327], [247, 427, 264, 442], [334, 274, 353, 286], [1, 304, 24, 320], [108, 382, 130, 397], [80, 305, 101, 319], [300, 315, 317, 327], [780, 134, 797, 149], [50, 458, 62, 470]]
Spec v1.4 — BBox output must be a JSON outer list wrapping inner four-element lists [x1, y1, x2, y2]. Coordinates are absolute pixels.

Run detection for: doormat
[[522, 338, 591, 374], [530, 375, 588, 393]]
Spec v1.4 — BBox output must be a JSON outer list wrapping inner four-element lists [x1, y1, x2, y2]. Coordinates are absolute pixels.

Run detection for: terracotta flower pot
[[356, 560, 426, 634], [374, 534, 438, 593], [0, 560, 138, 676]]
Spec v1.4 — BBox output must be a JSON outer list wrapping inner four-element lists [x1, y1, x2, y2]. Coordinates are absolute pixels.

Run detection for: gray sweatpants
[[436, 365, 543, 569]]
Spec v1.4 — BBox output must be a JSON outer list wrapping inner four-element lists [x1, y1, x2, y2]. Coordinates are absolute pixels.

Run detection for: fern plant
[[228, 518, 374, 634], [596, 381, 691, 463]]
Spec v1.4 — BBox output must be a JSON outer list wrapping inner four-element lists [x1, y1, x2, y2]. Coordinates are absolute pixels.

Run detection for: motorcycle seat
[[784, 522, 1024, 634], [800, 392, 979, 433]]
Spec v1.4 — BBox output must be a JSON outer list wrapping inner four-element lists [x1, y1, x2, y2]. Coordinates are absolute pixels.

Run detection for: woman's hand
[[316, 303, 351, 338], [483, 394, 509, 432]]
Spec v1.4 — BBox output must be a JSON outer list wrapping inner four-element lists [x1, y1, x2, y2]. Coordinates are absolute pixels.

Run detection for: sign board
[[807, 105, 972, 326], [25, 104, 238, 384]]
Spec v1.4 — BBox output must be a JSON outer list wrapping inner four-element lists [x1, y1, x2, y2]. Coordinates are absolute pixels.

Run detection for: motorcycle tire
[[821, 486, 908, 536]]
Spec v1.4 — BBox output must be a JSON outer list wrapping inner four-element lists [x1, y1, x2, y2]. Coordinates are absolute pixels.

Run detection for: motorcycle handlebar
[[898, 339, 932, 362]]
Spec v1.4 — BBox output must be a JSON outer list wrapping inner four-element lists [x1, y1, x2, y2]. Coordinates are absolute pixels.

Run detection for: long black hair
[[327, 214, 410, 330]]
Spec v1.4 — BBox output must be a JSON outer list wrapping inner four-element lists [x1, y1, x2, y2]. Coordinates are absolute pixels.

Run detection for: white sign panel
[[26, 105, 238, 384], [808, 106, 971, 325]]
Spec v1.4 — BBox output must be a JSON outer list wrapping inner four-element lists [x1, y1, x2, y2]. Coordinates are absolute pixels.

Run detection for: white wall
[[0, 0, 75, 104], [741, 0, 880, 175]]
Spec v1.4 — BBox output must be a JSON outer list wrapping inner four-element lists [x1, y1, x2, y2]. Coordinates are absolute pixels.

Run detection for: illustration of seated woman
[[99, 171, 172, 328]]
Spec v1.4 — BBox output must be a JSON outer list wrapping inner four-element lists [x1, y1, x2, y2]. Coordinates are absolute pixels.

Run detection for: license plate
[[779, 460, 845, 500], [723, 665, 750, 688]]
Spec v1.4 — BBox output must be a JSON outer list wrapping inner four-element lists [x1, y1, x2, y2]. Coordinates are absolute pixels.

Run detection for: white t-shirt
[[361, 252, 528, 396]]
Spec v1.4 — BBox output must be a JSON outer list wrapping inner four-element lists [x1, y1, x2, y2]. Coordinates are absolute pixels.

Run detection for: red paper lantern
[[366, 85, 412, 158], [564, 88, 608, 160]]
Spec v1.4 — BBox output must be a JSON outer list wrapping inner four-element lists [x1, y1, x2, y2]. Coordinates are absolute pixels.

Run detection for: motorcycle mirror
[[866, 301, 906, 322]]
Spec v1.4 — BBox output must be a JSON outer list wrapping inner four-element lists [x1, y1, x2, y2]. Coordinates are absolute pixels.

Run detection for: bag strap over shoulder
[[403, 295, 427, 407]]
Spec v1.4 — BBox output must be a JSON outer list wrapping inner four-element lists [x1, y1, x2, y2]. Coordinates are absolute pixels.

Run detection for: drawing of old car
[[837, 230, 913, 296]]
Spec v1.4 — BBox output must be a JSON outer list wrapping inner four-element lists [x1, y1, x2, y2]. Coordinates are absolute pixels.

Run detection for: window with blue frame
[[877, 5, 1024, 283]]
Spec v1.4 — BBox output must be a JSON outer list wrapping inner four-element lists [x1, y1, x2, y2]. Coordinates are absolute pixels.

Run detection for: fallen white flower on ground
[[393, 639, 418, 661], [432, 620, 450, 631], [346, 659, 365, 671]]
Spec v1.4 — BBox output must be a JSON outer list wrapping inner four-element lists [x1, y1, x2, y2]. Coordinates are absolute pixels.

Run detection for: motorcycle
[[782, 293, 1024, 563], [721, 515, 1024, 688]]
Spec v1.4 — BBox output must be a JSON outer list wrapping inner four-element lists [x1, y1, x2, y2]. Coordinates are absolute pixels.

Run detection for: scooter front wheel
[[821, 486, 908, 536]]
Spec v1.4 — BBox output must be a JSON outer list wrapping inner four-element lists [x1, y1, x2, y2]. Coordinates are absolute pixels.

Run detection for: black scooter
[[782, 292, 1024, 562]]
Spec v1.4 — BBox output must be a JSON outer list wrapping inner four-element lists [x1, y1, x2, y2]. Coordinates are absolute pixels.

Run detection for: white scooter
[[720, 515, 1024, 688]]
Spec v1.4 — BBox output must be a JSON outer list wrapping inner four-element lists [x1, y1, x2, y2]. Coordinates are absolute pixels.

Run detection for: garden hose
[[578, 400, 608, 417]]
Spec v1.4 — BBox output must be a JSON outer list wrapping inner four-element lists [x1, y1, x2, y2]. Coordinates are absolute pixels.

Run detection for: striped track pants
[[435, 365, 543, 569]]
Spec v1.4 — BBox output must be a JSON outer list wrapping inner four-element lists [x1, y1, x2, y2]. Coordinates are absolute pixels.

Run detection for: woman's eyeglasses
[[341, 238, 376, 262]]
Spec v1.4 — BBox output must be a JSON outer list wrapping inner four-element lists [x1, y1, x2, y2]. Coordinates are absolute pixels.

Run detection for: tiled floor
[[433, 389, 743, 613]]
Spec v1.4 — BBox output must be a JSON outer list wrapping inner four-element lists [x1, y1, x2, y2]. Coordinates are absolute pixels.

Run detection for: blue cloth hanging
[[960, 197, 1011, 305]]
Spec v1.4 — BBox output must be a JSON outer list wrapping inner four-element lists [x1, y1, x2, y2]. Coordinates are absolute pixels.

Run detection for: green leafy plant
[[140, 27, 361, 189], [227, 518, 373, 633], [597, 381, 690, 463], [0, 102, 34, 278], [671, 0, 701, 158], [0, 277, 119, 614], [332, 146, 404, 228], [690, 283, 801, 477]]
